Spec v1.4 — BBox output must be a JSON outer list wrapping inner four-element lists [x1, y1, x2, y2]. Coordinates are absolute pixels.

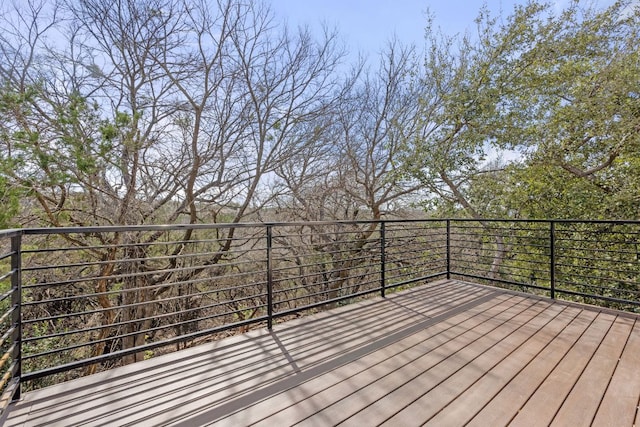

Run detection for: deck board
[[379, 300, 565, 426], [509, 312, 615, 427], [423, 305, 577, 426], [466, 307, 597, 426], [342, 299, 551, 426], [3, 279, 640, 427], [591, 318, 640, 427], [221, 292, 522, 426], [551, 316, 633, 426], [252, 296, 530, 426]]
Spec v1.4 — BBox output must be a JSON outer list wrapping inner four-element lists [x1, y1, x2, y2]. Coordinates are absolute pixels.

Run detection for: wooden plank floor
[[3, 279, 640, 426]]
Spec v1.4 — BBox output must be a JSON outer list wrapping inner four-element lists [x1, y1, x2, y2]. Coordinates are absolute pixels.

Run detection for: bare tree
[[1, 0, 349, 368], [271, 41, 426, 306]]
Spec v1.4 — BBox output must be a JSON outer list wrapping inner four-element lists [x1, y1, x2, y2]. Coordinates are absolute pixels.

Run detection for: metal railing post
[[380, 222, 386, 298], [446, 220, 451, 280], [550, 221, 556, 300], [266, 225, 274, 330], [10, 233, 22, 401]]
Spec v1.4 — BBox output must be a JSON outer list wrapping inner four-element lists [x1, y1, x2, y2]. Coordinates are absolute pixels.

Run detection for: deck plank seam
[[332, 297, 550, 425], [228, 294, 527, 426], [547, 312, 617, 426], [376, 300, 568, 426], [166, 291, 504, 427], [505, 310, 607, 425], [422, 304, 576, 426], [461, 305, 585, 425], [587, 316, 636, 426]]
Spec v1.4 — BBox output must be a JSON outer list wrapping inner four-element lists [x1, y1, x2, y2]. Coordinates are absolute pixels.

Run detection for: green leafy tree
[[402, 0, 640, 221], [501, 0, 640, 219]]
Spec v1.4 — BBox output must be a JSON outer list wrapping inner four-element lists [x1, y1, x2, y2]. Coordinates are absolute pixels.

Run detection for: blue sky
[[270, 1, 615, 60]]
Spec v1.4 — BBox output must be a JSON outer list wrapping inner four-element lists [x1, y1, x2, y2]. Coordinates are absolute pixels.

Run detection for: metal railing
[[447, 219, 640, 308], [0, 218, 638, 413], [0, 231, 21, 410]]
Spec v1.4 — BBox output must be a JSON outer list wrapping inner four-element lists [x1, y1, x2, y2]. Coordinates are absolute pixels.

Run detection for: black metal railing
[[0, 231, 21, 410], [447, 219, 640, 308], [0, 218, 638, 413]]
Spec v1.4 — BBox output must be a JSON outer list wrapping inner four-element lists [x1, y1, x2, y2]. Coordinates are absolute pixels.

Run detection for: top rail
[[6, 217, 639, 237]]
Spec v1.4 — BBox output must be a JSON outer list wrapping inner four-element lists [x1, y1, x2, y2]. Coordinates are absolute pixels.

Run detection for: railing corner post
[[266, 225, 274, 330], [10, 233, 22, 401], [380, 222, 386, 298], [550, 221, 556, 300], [446, 219, 451, 280]]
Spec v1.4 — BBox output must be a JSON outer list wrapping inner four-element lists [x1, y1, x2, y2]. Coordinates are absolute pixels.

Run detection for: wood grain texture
[[2, 280, 639, 427]]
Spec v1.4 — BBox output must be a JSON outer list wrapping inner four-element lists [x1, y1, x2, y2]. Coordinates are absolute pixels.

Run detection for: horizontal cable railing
[[449, 220, 552, 294], [0, 218, 639, 415], [18, 225, 270, 390], [0, 230, 21, 412], [447, 219, 640, 310]]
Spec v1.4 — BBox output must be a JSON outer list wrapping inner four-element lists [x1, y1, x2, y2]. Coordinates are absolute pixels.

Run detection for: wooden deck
[[3, 279, 640, 426]]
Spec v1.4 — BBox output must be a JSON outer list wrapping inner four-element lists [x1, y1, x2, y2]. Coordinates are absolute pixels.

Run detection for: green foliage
[[498, 1, 640, 220], [0, 175, 20, 229], [402, 0, 640, 221]]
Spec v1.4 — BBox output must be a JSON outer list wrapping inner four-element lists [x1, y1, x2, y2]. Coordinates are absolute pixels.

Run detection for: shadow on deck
[[3, 279, 640, 426]]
